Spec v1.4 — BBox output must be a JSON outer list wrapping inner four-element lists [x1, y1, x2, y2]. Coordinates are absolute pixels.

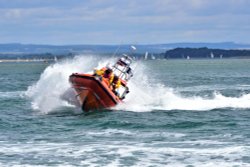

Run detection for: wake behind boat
[[69, 54, 133, 111]]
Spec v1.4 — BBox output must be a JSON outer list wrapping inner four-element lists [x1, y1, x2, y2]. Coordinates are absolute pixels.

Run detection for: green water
[[0, 58, 250, 166]]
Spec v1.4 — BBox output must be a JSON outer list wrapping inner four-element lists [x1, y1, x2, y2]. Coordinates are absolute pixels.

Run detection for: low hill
[[165, 47, 250, 59]]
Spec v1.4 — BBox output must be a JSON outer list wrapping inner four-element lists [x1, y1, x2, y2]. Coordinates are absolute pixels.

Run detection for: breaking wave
[[25, 55, 250, 113]]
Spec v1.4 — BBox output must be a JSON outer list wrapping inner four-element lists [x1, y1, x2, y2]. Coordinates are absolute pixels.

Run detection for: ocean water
[[1, 56, 250, 167]]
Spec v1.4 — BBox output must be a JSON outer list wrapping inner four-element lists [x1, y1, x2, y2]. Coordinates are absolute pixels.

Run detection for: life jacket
[[111, 78, 121, 89], [94, 67, 113, 85], [94, 67, 106, 76]]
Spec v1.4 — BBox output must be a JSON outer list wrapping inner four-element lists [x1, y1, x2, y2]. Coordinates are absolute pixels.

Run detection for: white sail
[[151, 54, 155, 60], [210, 52, 214, 59], [144, 52, 148, 60], [54, 56, 58, 62]]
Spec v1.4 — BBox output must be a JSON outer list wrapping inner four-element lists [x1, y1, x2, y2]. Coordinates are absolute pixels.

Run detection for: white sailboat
[[210, 52, 214, 59], [151, 54, 155, 60], [54, 56, 58, 62], [144, 52, 148, 60]]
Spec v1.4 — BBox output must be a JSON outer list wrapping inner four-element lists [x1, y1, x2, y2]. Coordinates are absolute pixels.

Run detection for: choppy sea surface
[[1, 56, 250, 167]]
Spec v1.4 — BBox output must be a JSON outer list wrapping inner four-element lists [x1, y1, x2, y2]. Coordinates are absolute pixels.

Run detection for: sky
[[0, 0, 250, 45]]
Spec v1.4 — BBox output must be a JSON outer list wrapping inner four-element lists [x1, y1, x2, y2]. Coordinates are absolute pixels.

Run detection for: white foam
[[1, 138, 249, 167], [0, 91, 24, 99], [85, 129, 134, 136]]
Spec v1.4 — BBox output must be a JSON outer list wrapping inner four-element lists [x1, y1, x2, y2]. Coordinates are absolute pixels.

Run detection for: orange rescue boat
[[69, 55, 133, 111]]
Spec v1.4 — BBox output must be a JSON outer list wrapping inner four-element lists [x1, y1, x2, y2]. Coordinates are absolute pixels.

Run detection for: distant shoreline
[[0, 58, 54, 63]]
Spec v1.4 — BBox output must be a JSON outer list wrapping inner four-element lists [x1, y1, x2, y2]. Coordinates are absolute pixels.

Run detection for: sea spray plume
[[25, 55, 109, 113]]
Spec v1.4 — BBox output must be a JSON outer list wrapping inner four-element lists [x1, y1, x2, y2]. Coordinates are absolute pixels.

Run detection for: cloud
[[0, 0, 250, 44]]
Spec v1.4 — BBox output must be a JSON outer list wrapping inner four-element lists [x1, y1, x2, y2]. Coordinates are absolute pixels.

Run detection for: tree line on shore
[[164, 47, 250, 59]]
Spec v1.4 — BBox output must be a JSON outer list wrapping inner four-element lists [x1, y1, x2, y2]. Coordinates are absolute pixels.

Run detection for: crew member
[[111, 75, 121, 95], [94, 67, 114, 85]]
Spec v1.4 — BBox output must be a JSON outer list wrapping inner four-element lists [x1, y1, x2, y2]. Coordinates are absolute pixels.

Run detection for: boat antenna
[[107, 43, 122, 68], [112, 43, 122, 58]]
